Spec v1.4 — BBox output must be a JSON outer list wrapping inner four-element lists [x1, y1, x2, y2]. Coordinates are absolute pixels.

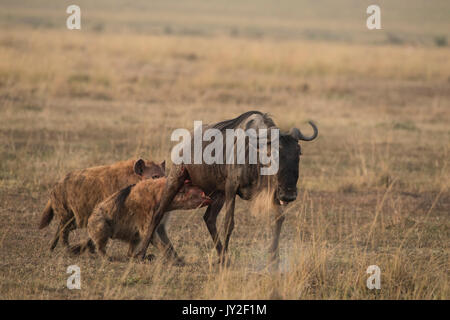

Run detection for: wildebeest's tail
[[39, 200, 54, 229]]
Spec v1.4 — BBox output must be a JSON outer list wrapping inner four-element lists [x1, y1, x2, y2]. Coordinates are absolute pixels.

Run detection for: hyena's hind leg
[[127, 235, 155, 261], [87, 214, 112, 257], [50, 216, 76, 251], [61, 217, 76, 248], [50, 224, 61, 251], [127, 235, 141, 257]]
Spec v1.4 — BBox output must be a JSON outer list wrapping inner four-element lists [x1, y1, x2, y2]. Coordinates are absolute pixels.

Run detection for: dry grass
[[0, 2, 449, 299]]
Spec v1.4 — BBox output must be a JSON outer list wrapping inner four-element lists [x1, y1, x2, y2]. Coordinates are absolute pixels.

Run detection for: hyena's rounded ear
[[160, 160, 166, 172], [133, 159, 146, 176]]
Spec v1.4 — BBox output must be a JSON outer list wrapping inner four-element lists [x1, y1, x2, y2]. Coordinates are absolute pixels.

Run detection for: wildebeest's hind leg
[[203, 192, 225, 260], [134, 165, 188, 259], [269, 205, 285, 271]]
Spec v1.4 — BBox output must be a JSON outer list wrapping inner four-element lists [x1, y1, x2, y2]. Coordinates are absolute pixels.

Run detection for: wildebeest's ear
[[160, 160, 166, 172], [133, 159, 146, 176]]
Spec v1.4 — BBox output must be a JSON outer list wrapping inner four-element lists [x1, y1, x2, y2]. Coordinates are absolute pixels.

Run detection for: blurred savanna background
[[0, 0, 449, 299]]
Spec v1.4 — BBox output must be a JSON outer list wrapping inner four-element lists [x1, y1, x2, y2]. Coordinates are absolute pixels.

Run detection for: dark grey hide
[[134, 111, 318, 268]]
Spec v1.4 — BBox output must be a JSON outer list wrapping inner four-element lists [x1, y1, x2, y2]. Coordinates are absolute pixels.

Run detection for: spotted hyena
[[39, 158, 165, 250], [71, 178, 211, 261]]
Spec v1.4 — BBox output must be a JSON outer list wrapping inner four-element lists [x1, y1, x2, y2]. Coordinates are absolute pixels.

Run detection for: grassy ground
[[0, 1, 449, 299]]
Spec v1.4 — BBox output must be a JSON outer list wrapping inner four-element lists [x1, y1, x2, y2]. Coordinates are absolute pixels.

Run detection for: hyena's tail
[[39, 200, 54, 229]]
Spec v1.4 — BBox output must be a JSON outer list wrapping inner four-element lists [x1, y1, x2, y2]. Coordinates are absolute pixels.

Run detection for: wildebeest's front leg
[[153, 220, 184, 264], [220, 182, 238, 265], [134, 166, 188, 260], [269, 204, 285, 271], [203, 192, 225, 259]]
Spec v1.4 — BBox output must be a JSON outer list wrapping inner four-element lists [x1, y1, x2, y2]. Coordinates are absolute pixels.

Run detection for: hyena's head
[[170, 181, 211, 211], [134, 159, 165, 179]]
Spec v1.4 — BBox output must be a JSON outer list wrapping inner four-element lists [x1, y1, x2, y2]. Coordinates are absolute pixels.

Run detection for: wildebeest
[[134, 111, 318, 268], [39, 158, 165, 250], [70, 178, 211, 259]]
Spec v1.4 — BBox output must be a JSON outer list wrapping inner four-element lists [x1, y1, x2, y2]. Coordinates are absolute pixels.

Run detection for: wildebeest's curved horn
[[290, 121, 318, 141]]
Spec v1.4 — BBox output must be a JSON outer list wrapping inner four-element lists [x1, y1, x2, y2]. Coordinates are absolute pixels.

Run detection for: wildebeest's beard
[[275, 135, 300, 205]]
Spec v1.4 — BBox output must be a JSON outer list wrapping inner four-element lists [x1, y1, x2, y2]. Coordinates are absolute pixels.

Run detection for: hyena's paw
[[145, 254, 156, 262], [68, 243, 84, 256]]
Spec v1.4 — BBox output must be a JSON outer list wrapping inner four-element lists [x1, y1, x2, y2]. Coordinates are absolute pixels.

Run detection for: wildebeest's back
[[183, 111, 275, 196]]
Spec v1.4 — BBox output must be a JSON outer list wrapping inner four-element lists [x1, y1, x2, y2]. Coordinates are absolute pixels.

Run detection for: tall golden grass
[[0, 26, 448, 299]]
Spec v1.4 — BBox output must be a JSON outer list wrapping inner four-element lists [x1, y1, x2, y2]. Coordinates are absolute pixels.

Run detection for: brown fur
[[73, 178, 210, 259], [39, 158, 165, 250], [134, 111, 317, 269], [39, 200, 54, 229]]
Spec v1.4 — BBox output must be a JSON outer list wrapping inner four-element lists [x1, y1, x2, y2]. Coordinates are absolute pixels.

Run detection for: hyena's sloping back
[[114, 184, 135, 211], [39, 159, 165, 250], [43, 159, 160, 228]]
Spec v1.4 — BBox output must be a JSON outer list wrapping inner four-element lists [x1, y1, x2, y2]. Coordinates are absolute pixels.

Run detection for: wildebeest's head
[[133, 159, 166, 179], [276, 121, 318, 206]]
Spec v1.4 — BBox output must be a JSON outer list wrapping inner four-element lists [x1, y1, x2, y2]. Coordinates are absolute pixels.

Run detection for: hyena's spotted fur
[[72, 178, 211, 261], [39, 159, 165, 251]]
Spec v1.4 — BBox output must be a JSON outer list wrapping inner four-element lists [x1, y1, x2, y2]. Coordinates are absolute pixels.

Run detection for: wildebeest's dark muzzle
[[277, 186, 297, 204]]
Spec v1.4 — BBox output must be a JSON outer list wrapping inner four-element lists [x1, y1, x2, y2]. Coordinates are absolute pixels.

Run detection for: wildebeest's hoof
[[215, 257, 231, 268]]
